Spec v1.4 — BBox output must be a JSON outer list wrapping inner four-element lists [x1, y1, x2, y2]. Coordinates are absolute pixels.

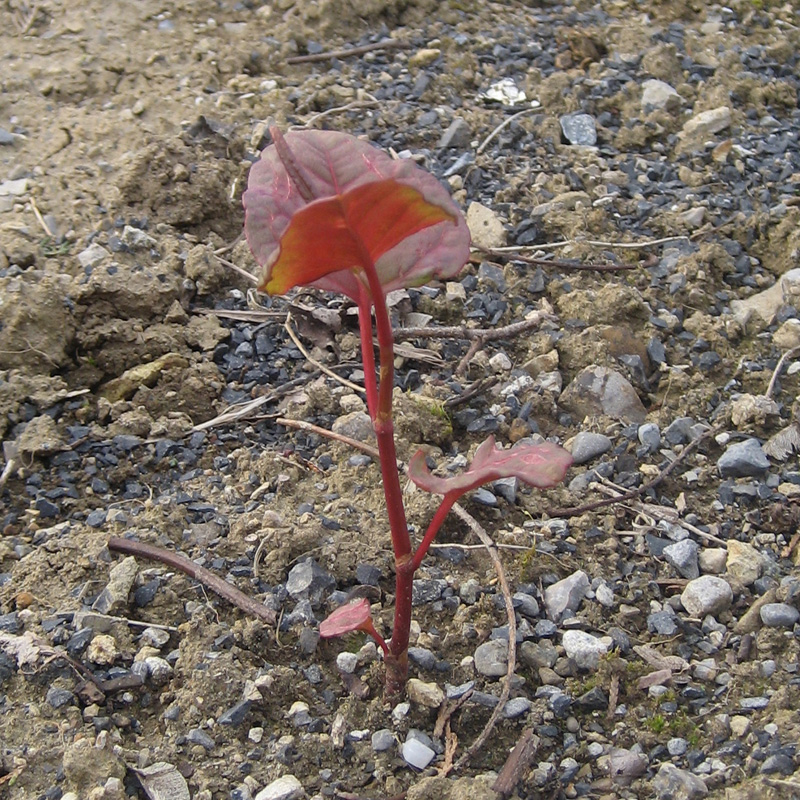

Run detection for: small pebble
[[402, 738, 436, 770]]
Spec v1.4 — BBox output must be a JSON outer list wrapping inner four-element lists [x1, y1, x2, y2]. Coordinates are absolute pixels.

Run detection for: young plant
[[243, 128, 572, 696]]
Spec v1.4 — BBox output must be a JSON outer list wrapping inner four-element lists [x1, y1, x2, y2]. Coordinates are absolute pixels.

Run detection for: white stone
[[641, 79, 681, 111], [77, 242, 110, 269], [402, 738, 436, 770], [562, 630, 610, 670], [681, 106, 731, 139], [255, 775, 305, 800]]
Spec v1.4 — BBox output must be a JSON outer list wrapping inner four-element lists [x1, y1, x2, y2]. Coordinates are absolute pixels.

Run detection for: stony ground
[[2, 0, 800, 798]]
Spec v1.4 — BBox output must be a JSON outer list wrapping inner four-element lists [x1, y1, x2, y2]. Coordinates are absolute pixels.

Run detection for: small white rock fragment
[[77, 242, 111, 269], [402, 738, 436, 770], [254, 774, 305, 800]]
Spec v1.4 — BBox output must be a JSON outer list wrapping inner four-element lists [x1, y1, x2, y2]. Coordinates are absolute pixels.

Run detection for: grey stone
[[46, 686, 75, 708], [371, 729, 395, 752], [740, 696, 770, 711], [652, 763, 708, 800], [336, 652, 359, 674], [561, 630, 609, 670], [513, 592, 539, 617], [560, 366, 646, 423], [718, 438, 771, 478], [502, 697, 531, 718], [408, 647, 436, 670], [560, 113, 597, 146], [760, 753, 794, 775], [569, 432, 613, 464], [285, 559, 335, 605], [187, 728, 216, 750], [681, 576, 733, 617], [759, 602, 800, 628], [331, 411, 375, 445], [664, 417, 695, 445], [544, 570, 589, 622], [77, 242, 110, 269], [663, 539, 700, 579], [519, 639, 558, 669], [145, 656, 173, 686], [648, 610, 679, 636], [607, 748, 648, 785], [473, 639, 508, 677], [638, 422, 661, 452], [92, 556, 138, 615], [668, 737, 689, 756], [218, 699, 252, 726], [412, 578, 447, 606]]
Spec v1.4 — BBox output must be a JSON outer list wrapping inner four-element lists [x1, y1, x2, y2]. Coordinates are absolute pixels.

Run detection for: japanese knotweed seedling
[[243, 128, 572, 696]]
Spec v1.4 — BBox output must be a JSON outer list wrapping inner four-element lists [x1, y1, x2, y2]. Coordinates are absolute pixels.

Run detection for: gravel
[[3, 0, 800, 798]]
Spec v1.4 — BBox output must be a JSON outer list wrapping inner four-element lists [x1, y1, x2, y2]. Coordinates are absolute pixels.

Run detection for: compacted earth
[[2, 0, 800, 798]]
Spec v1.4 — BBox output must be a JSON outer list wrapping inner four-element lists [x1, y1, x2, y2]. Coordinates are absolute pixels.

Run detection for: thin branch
[[285, 312, 365, 394], [276, 417, 379, 460], [484, 235, 692, 251], [766, 345, 800, 400], [190, 372, 318, 433], [286, 38, 409, 64], [297, 98, 380, 128], [472, 244, 633, 272], [450, 503, 516, 774], [548, 423, 723, 518], [394, 312, 551, 343], [476, 106, 542, 155], [213, 254, 259, 284], [107, 537, 277, 625]]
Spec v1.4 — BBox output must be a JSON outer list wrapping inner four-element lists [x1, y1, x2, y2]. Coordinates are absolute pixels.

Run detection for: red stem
[[356, 262, 413, 678], [411, 492, 458, 571], [356, 290, 379, 419]]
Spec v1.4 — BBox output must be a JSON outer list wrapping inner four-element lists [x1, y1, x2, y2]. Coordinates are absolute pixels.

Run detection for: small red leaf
[[262, 179, 456, 295], [319, 597, 372, 638], [408, 436, 573, 498]]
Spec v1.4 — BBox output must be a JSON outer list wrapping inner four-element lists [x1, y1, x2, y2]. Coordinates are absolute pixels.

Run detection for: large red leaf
[[243, 129, 470, 299], [263, 179, 456, 295], [408, 436, 573, 497]]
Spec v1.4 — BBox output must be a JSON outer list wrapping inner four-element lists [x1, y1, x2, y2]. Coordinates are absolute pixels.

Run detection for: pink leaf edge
[[319, 597, 372, 638], [408, 436, 573, 497]]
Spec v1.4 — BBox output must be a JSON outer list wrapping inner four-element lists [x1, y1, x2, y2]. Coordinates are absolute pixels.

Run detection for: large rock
[[544, 570, 589, 621], [652, 763, 708, 800], [681, 576, 733, 618], [0, 273, 76, 371], [560, 366, 646, 423]]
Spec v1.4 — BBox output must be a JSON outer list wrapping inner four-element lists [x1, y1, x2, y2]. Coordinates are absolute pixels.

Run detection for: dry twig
[[492, 728, 540, 796], [766, 345, 800, 400], [286, 38, 408, 64], [548, 423, 723, 518], [276, 417, 380, 460], [285, 312, 365, 394], [107, 537, 276, 625], [449, 503, 517, 774]]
